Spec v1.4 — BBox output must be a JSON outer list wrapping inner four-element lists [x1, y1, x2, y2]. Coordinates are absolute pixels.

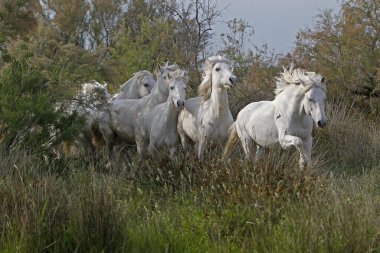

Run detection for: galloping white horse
[[135, 70, 188, 159], [112, 70, 156, 100], [177, 55, 237, 160], [95, 63, 180, 160], [224, 66, 328, 168]]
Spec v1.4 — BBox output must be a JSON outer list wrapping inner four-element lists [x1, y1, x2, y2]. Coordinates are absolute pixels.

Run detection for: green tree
[[293, 0, 380, 114], [0, 0, 41, 43]]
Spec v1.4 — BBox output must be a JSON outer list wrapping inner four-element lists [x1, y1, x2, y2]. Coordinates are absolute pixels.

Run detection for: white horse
[[67, 81, 111, 156], [135, 70, 189, 159], [94, 63, 180, 160], [223, 66, 328, 168], [177, 55, 237, 160], [112, 70, 156, 100]]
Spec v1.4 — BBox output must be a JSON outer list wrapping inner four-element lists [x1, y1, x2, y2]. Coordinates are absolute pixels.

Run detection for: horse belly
[[110, 113, 136, 141], [253, 125, 278, 147]]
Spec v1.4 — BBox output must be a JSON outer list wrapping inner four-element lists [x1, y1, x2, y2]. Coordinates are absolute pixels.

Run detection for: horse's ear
[[167, 71, 174, 79], [137, 74, 144, 82], [205, 57, 212, 66], [154, 66, 162, 78]]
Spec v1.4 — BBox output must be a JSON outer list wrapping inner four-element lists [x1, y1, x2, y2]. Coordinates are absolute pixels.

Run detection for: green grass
[[0, 98, 379, 252]]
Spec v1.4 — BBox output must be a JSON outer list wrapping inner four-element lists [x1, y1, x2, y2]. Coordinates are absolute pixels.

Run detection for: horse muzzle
[[317, 119, 328, 128], [176, 100, 185, 110], [229, 76, 238, 86]]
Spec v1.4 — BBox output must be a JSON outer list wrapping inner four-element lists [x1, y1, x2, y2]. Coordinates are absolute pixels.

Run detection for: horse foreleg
[[177, 123, 189, 150], [197, 137, 206, 161], [147, 142, 158, 156], [255, 145, 267, 162], [136, 136, 149, 161], [168, 146, 177, 159], [303, 137, 312, 167], [278, 134, 308, 168]]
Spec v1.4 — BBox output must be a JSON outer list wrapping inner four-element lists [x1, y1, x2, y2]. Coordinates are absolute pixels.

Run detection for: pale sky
[[214, 0, 340, 54]]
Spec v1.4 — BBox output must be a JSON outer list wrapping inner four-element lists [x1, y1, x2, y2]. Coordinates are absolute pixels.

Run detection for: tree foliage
[[293, 0, 380, 113]]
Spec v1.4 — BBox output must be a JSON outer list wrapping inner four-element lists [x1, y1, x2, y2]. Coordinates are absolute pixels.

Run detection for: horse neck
[[209, 80, 230, 117], [275, 86, 308, 119], [147, 78, 167, 107], [165, 95, 179, 124], [121, 78, 137, 97]]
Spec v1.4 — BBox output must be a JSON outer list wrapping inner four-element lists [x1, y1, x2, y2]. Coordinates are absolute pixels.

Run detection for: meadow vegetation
[[0, 0, 379, 252]]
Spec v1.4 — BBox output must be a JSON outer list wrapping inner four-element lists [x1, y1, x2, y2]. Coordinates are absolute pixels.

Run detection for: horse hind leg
[[240, 134, 256, 162], [223, 122, 239, 158], [64, 140, 74, 157], [91, 122, 106, 147], [98, 123, 117, 164]]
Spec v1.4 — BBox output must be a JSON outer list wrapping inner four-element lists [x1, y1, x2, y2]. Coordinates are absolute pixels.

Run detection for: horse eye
[[170, 86, 174, 90], [215, 67, 221, 71], [144, 84, 149, 87]]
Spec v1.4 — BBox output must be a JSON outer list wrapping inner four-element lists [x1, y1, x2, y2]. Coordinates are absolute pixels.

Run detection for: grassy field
[[0, 99, 379, 253]]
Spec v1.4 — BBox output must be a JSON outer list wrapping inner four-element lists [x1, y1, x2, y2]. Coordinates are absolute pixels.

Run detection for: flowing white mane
[[81, 81, 108, 95], [170, 69, 189, 83], [79, 81, 110, 110], [198, 55, 231, 100], [157, 62, 180, 77], [275, 65, 326, 96]]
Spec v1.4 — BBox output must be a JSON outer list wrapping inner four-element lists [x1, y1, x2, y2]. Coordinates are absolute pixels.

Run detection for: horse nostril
[[177, 100, 184, 108], [229, 76, 237, 85], [318, 120, 327, 128]]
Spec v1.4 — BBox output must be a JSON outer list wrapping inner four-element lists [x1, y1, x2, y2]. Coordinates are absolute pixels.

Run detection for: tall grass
[[0, 98, 379, 252], [314, 98, 380, 173]]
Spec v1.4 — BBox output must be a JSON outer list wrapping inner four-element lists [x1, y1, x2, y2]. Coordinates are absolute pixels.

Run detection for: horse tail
[[91, 122, 106, 147], [64, 141, 73, 157], [223, 122, 238, 158]]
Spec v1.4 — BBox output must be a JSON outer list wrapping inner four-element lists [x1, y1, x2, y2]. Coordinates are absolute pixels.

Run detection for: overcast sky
[[213, 0, 340, 54]]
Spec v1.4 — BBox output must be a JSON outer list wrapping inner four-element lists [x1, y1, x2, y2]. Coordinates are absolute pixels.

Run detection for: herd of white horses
[[66, 55, 328, 168]]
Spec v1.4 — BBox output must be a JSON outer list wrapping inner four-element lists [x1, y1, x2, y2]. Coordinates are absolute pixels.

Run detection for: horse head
[[136, 71, 155, 98], [169, 70, 188, 111], [155, 62, 180, 95], [198, 56, 237, 100], [206, 55, 237, 89], [301, 76, 328, 128]]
